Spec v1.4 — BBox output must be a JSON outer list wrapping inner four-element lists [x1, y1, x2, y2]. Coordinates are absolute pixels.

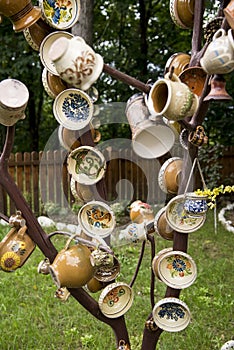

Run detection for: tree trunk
[[71, 0, 94, 45]]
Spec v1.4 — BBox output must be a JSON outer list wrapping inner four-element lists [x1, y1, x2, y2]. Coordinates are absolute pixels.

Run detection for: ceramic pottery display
[[119, 222, 147, 243], [23, 18, 53, 51], [39, 0, 80, 30], [183, 192, 208, 217], [165, 194, 206, 233], [40, 31, 74, 76], [170, 0, 195, 29], [0, 0, 41, 32], [98, 282, 134, 318], [49, 236, 94, 288], [0, 79, 29, 126], [0, 226, 35, 272], [37, 257, 50, 275], [8, 210, 26, 228], [129, 200, 154, 224], [224, 0, 234, 30], [42, 68, 68, 99], [152, 297, 191, 332], [200, 29, 234, 75], [188, 125, 208, 147], [147, 73, 199, 121], [158, 157, 183, 194], [153, 250, 197, 289], [154, 207, 174, 241], [48, 36, 104, 91], [53, 89, 94, 130], [178, 66, 207, 96], [70, 178, 94, 203], [54, 287, 70, 302], [94, 255, 120, 282], [164, 52, 190, 76], [67, 146, 106, 185], [77, 201, 116, 239], [152, 247, 173, 280], [221, 340, 234, 350]]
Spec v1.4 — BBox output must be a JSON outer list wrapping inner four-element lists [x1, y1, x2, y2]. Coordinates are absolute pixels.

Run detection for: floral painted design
[[0, 251, 21, 271], [61, 92, 91, 123], [86, 206, 112, 230], [72, 149, 104, 179], [158, 302, 185, 321], [43, 0, 73, 26], [166, 254, 192, 278], [104, 286, 125, 307]]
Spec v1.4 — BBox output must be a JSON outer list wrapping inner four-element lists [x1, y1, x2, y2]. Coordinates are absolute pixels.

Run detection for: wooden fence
[[0, 146, 233, 217]]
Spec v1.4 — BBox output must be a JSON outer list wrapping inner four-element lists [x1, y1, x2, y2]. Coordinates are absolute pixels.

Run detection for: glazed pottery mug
[[48, 36, 104, 91], [49, 235, 95, 288], [0, 226, 35, 272], [90, 249, 114, 269], [0, 0, 41, 32], [200, 29, 234, 75], [188, 125, 208, 147], [147, 73, 199, 121], [119, 222, 147, 242], [183, 192, 208, 217], [0, 79, 29, 126], [54, 287, 70, 302]]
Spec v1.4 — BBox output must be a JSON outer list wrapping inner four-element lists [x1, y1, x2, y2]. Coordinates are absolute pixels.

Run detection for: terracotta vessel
[[178, 66, 207, 96], [204, 75, 233, 102], [0, 0, 41, 32]]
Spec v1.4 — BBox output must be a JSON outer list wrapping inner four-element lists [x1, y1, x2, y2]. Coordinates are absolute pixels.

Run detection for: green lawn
[[0, 210, 233, 350]]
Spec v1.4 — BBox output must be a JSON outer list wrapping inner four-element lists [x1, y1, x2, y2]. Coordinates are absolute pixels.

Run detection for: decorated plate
[[67, 146, 106, 185], [165, 194, 206, 233], [98, 282, 134, 318], [158, 157, 182, 194], [39, 0, 80, 30], [156, 250, 197, 289], [152, 247, 173, 279], [77, 201, 116, 238], [169, 0, 188, 29], [152, 297, 191, 332], [53, 88, 93, 130]]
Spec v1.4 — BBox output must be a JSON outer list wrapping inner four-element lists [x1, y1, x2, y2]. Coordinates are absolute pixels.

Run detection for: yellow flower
[[1, 251, 21, 271], [195, 184, 234, 209]]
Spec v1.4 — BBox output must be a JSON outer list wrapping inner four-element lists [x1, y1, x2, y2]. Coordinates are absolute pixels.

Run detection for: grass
[[0, 210, 233, 350]]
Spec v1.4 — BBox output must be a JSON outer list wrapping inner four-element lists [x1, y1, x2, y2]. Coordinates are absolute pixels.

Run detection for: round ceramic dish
[[176, 0, 195, 29], [154, 207, 174, 241], [165, 194, 206, 233], [53, 88, 93, 130], [158, 157, 183, 194], [221, 340, 234, 350], [67, 146, 106, 185], [42, 68, 68, 99], [39, 0, 80, 30], [70, 178, 94, 203], [170, 0, 189, 29], [156, 250, 197, 289], [178, 67, 207, 96], [152, 247, 173, 280], [152, 297, 191, 332], [77, 201, 116, 238], [40, 31, 74, 75], [164, 52, 190, 76], [58, 125, 80, 151], [98, 282, 134, 318], [94, 255, 120, 282]]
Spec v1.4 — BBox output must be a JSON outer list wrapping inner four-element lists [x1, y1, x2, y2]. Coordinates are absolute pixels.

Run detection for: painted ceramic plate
[[40, 31, 74, 75], [154, 207, 174, 241], [152, 247, 173, 280], [67, 146, 106, 185], [39, 0, 80, 30], [53, 88, 93, 130], [77, 201, 116, 238], [98, 282, 134, 318], [156, 250, 197, 289], [158, 157, 182, 194], [169, 0, 188, 29], [152, 297, 191, 332], [165, 195, 206, 233]]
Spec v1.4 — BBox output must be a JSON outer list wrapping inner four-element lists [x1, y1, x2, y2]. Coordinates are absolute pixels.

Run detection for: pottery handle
[[228, 29, 234, 50], [164, 72, 180, 82], [212, 28, 226, 41], [17, 225, 28, 239], [72, 36, 86, 45], [64, 233, 80, 250]]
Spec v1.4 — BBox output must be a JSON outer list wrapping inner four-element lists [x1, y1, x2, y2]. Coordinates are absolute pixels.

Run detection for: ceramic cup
[[37, 257, 50, 275], [183, 192, 208, 217], [224, 0, 234, 30], [0, 0, 41, 32], [188, 125, 208, 147], [119, 222, 147, 242], [48, 35, 104, 91], [86, 277, 107, 293], [0, 79, 29, 126], [200, 29, 234, 75], [8, 210, 26, 229], [147, 73, 199, 121], [49, 235, 95, 288], [0, 226, 35, 272]]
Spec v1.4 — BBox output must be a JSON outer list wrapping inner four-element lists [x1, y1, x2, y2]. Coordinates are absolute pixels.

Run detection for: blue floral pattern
[[61, 92, 90, 123], [158, 302, 185, 321]]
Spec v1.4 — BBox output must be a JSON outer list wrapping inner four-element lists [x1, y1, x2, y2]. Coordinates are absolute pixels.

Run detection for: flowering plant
[[195, 185, 234, 209]]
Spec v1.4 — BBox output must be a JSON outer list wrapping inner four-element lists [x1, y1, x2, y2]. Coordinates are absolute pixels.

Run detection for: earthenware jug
[[0, 0, 41, 32], [200, 29, 234, 75], [49, 235, 95, 288], [48, 36, 104, 91], [147, 73, 199, 121]]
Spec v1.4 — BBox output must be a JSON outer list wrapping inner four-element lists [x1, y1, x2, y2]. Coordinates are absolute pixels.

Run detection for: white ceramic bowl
[[39, 0, 80, 30], [158, 157, 183, 194], [221, 340, 234, 350], [152, 297, 191, 332], [77, 201, 116, 238], [67, 146, 106, 185], [98, 282, 134, 318], [53, 88, 93, 130]]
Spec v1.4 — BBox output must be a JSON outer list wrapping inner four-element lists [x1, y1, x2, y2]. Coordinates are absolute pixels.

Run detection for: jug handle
[[164, 72, 181, 82], [72, 36, 86, 44], [17, 225, 28, 239], [212, 28, 226, 41]]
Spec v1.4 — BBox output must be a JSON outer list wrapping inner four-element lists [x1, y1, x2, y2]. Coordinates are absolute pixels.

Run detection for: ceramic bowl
[[164, 52, 190, 77], [178, 66, 207, 96], [94, 255, 120, 282], [155, 250, 197, 289], [42, 68, 68, 99], [158, 157, 183, 194], [221, 340, 234, 350], [165, 194, 206, 233], [40, 31, 74, 75], [77, 200, 116, 239], [152, 297, 191, 332], [67, 146, 106, 185], [152, 247, 173, 280], [39, 0, 80, 30], [98, 282, 134, 318], [170, 0, 190, 29], [70, 178, 94, 203], [176, 0, 195, 29], [53, 88, 93, 130], [154, 207, 174, 241]]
